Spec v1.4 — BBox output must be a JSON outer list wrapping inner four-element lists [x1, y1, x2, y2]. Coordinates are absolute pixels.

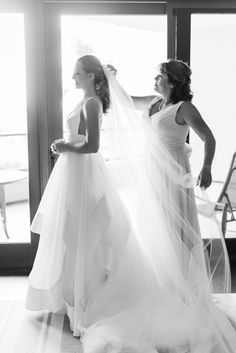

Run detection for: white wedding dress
[[26, 87, 236, 353], [26, 97, 131, 332]]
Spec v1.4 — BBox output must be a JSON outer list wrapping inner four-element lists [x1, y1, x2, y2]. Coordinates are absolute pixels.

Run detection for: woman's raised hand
[[106, 64, 117, 76]]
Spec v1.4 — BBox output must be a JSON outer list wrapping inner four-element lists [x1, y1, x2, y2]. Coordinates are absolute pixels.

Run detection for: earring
[[95, 83, 100, 96]]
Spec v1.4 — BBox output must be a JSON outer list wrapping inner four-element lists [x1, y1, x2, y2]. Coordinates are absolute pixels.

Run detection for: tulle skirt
[[26, 145, 236, 353], [26, 150, 131, 333]]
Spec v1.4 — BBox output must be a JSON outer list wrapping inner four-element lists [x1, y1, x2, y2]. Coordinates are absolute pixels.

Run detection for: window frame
[[167, 0, 236, 260], [0, 0, 43, 273], [2, 0, 236, 273]]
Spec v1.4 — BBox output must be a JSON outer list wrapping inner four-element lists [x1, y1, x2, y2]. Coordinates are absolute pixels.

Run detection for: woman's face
[[72, 61, 92, 90], [154, 67, 172, 95]]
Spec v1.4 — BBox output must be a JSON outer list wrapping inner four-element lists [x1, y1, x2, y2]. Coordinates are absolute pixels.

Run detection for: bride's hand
[[51, 139, 67, 154], [50, 141, 58, 156]]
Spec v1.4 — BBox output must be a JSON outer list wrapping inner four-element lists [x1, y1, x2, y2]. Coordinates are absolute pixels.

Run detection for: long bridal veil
[[102, 65, 230, 294], [81, 67, 236, 353]]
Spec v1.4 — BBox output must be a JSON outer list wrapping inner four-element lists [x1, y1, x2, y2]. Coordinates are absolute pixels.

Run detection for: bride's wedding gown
[[26, 94, 236, 353], [26, 97, 130, 331]]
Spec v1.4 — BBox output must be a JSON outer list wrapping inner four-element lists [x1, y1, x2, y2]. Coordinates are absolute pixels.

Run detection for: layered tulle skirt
[[26, 149, 131, 334], [26, 137, 236, 352]]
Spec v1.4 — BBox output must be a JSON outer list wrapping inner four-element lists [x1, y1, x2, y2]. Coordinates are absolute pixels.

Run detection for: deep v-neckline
[[148, 100, 174, 119], [67, 100, 84, 122]]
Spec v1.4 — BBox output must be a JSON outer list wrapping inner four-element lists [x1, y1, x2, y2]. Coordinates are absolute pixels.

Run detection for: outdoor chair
[[215, 151, 236, 237]]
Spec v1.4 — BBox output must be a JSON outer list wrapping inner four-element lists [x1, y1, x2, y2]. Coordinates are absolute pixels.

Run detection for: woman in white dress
[[26, 55, 236, 353], [129, 59, 216, 283], [131, 59, 215, 189], [26, 55, 131, 334]]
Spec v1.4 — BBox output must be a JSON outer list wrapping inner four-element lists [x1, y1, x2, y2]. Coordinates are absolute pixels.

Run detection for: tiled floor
[[0, 276, 28, 301], [1, 276, 236, 325], [1, 274, 236, 300]]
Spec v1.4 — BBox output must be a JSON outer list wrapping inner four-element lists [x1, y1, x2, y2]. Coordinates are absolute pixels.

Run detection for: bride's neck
[[83, 86, 97, 99]]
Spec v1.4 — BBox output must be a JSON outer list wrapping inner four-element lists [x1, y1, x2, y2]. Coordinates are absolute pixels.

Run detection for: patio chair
[[215, 151, 236, 236]]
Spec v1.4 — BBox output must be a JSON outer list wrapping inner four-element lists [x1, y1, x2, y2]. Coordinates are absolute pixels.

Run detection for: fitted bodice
[[64, 97, 103, 143], [145, 98, 189, 152]]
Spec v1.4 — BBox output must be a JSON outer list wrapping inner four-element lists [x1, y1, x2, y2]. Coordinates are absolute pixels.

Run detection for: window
[[0, 14, 30, 243]]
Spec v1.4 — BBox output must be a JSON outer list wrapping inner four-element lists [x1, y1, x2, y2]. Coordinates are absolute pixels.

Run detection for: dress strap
[[172, 101, 184, 115], [146, 96, 162, 117], [82, 97, 103, 127], [150, 95, 162, 106], [175, 100, 184, 108], [83, 96, 103, 109]]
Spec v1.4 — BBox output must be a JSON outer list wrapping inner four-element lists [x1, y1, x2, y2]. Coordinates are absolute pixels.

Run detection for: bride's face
[[72, 62, 92, 90], [154, 68, 172, 96]]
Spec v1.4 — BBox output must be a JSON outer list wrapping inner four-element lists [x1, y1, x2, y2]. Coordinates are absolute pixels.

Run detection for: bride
[[26, 55, 236, 353]]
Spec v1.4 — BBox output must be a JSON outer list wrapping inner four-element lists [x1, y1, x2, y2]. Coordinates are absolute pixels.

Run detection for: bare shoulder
[[177, 101, 202, 125], [83, 97, 102, 117], [84, 97, 102, 110], [178, 101, 200, 115]]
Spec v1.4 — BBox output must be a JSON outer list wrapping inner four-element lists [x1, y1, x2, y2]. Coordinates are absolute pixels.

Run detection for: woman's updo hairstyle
[[77, 55, 110, 114], [160, 59, 193, 103]]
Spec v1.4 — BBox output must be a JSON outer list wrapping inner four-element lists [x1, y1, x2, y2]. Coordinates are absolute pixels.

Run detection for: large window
[[190, 14, 236, 238], [0, 14, 30, 243], [191, 14, 236, 181], [2, 2, 236, 270], [61, 14, 167, 182], [61, 15, 167, 119]]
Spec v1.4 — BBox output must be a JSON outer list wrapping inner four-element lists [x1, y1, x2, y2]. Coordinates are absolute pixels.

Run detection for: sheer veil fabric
[[102, 66, 230, 294], [80, 67, 236, 353]]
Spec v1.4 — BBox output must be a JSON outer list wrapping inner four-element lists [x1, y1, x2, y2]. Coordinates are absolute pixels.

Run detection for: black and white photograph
[[0, 1, 236, 352]]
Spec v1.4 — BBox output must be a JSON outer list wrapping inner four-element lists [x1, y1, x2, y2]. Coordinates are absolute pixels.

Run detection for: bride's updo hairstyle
[[159, 59, 193, 104], [78, 55, 110, 114]]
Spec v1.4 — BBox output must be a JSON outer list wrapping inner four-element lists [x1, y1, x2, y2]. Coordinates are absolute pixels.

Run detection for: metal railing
[[0, 133, 26, 138]]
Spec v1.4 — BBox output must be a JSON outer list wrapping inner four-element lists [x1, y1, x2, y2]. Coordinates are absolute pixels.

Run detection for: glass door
[[0, 6, 41, 273], [61, 14, 167, 156], [0, 14, 30, 244], [61, 14, 167, 125], [190, 13, 236, 239], [44, 2, 167, 199], [0, 1, 166, 274]]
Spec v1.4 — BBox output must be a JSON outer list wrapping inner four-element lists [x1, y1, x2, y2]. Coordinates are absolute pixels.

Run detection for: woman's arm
[[105, 65, 156, 111], [131, 95, 157, 111], [54, 99, 101, 154], [178, 102, 216, 189]]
